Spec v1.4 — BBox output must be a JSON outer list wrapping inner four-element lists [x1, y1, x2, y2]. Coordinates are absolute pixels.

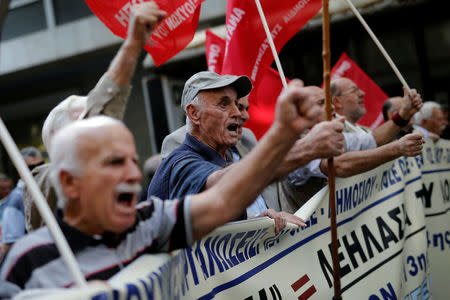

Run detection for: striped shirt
[[0, 196, 192, 297]]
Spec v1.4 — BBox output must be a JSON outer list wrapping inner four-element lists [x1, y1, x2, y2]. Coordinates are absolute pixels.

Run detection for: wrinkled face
[[74, 124, 142, 234], [334, 79, 366, 123], [423, 107, 446, 135], [0, 180, 12, 199], [237, 96, 250, 139], [195, 86, 241, 154]]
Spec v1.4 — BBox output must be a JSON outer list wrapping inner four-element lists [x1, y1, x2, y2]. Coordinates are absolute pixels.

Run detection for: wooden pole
[[322, 0, 342, 299], [254, 0, 288, 89], [343, 0, 411, 94]]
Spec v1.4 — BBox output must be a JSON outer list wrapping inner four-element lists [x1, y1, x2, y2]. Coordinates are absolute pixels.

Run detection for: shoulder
[[0, 228, 55, 286], [161, 126, 188, 159]]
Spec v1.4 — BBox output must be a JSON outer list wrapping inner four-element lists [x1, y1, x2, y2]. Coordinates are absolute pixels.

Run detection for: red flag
[[246, 68, 290, 140], [330, 52, 388, 129], [222, 0, 321, 89], [85, 0, 204, 66], [205, 30, 226, 74]]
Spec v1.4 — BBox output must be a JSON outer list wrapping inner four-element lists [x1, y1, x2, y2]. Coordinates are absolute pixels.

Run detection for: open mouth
[[114, 183, 141, 209], [117, 192, 134, 207], [227, 124, 239, 132]]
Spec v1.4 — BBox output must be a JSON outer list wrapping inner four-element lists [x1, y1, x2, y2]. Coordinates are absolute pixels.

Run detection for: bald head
[[49, 116, 128, 207], [304, 86, 326, 121]]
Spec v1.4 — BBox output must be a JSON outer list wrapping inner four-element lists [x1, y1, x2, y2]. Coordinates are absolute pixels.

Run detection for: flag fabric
[[221, 0, 321, 89], [85, 0, 205, 66], [331, 52, 389, 129], [246, 67, 289, 139], [205, 30, 226, 74], [204, 31, 288, 140]]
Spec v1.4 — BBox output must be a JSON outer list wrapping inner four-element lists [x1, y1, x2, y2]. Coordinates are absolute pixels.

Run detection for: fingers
[[281, 212, 306, 227]]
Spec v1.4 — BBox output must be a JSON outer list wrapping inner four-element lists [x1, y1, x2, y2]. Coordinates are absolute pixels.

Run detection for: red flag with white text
[[222, 0, 321, 89], [331, 52, 388, 129], [205, 30, 226, 74], [85, 0, 204, 66]]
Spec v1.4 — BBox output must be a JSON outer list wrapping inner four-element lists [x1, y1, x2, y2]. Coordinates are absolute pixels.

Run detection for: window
[[1, 0, 46, 41], [52, 0, 93, 25]]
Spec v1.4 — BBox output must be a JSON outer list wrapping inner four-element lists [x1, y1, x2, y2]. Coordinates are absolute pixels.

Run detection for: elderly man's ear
[[186, 104, 201, 125], [59, 170, 81, 200]]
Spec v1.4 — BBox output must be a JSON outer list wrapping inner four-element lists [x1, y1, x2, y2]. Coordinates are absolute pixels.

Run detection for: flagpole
[[0, 117, 87, 288], [322, 0, 342, 299], [254, 0, 288, 89], [343, 0, 411, 94]]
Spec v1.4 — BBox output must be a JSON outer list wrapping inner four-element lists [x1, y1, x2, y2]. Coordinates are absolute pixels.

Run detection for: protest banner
[[85, 0, 205, 66], [330, 52, 389, 130], [15, 139, 450, 299]]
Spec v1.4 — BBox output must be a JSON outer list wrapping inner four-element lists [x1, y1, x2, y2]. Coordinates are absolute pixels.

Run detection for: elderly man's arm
[[189, 80, 320, 240], [273, 118, 345, 180], [371, 88, 423, 146], [81, 2, 166, 119], [320, 132, 425, 177]]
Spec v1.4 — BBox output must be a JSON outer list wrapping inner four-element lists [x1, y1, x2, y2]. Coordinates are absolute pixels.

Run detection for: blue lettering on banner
[[335, 176, 376, 215], [185, 228, 270, 283], [368, 282, 397, 300]]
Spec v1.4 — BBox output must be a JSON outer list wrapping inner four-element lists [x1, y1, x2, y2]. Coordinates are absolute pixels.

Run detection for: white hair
[[414, 101, 441, 125], [42, 95, 87, 155], [49, 116, 123, 209], [185, 95, 201, 132]]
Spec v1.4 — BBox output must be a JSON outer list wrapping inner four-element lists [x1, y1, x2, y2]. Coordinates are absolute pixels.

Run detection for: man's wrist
[[392, 112, 409, 127]]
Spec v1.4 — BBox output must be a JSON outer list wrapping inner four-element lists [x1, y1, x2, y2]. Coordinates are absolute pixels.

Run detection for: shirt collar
[[58, 218, 124, 251], [184, 133, 233, 167]]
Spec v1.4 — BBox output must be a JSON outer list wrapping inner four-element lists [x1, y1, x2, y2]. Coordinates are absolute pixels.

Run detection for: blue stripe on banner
[[198, 175, 423, 299], [422, 168, 450, 174]]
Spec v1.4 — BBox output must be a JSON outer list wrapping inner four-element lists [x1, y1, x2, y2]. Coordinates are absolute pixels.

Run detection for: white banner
[[15, 139, 450, 300]]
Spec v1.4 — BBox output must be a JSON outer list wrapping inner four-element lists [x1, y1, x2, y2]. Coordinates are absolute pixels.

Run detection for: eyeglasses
[[337, 86, 362, 96]]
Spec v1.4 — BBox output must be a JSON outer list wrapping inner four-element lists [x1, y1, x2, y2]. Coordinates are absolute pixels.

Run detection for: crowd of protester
[[0, 2, 447, 298]]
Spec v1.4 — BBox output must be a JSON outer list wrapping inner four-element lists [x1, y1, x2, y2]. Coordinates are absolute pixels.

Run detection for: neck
[[190, 130, 229, 159], [64, 203, 102, 236]]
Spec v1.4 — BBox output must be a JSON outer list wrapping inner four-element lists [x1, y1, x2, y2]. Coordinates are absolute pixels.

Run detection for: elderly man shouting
[[0, 79, 318, 295], [148, 72, 345, 220]]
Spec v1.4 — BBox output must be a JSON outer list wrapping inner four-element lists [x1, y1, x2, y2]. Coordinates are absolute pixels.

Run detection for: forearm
[[371, 120, 401, 146], [273, 138, 316, 180], [191, 126, 297, 239], [107, 41, 142, 86], [321, 141, 401, 177], [203, 165, 236, 190]]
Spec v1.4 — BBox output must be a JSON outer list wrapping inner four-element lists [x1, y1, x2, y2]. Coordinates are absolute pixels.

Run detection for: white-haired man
[[23, 2, 167, 232], [0, 79, 318, 295], [148, 71, 345, 219], [414, 101, 446, 139]]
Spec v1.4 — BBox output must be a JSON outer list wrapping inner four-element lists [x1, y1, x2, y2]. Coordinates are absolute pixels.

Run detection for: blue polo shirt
[[148, 133, 247, 220]]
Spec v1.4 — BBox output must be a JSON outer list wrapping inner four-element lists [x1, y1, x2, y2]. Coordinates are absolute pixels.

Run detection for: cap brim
[[200, 75, 253, 99]]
